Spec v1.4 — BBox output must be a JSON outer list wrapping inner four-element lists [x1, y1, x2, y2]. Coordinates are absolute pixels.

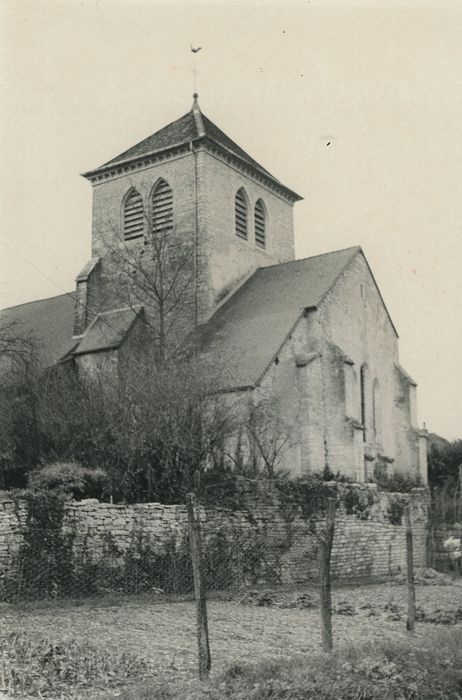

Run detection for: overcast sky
[[1, 0, 461, 440]]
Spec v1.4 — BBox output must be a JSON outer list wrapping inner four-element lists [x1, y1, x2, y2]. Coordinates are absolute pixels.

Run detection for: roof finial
[[191, 92, 205, 137]]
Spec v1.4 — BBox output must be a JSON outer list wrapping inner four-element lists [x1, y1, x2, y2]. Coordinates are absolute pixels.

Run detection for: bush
[[27, 462, 109, 499], [374, 469, 423, 493]]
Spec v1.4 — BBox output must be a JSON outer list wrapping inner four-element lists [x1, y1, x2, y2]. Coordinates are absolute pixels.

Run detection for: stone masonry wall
[[0, 485, 428, 589]]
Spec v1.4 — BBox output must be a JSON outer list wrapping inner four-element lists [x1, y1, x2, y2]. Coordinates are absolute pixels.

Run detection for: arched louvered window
[[123, 189, 144, 239], [254, 199, 266, 248], [151, 179, 173, 234], [235, 188, 248, 239]]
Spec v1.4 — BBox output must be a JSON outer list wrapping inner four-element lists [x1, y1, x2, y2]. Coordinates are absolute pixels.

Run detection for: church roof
[[1, 246, 396, 391], [197, 246, 361, 390], [82, 97, 302, 202], [73, 306, 143, 356], [0, 293, 76, 369]]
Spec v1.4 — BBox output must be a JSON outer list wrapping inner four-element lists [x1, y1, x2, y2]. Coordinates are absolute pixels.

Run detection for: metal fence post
[[186, 492, 211, 680], [318, 497, 336, 652], [404, 502, 416, 632]]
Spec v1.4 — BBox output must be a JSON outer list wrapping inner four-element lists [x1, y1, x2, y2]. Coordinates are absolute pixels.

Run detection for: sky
[[1, 0, 461, 440]]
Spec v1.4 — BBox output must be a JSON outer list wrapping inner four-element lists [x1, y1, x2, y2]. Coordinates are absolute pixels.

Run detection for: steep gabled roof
[[197, 246, 361, 391], [82, 97, 302, 201], [1, 246, 398, 392], [0, 293, 76, 369]]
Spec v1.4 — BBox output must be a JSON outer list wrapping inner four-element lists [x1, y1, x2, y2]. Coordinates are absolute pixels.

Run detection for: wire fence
[[0, 488, 461, 685]]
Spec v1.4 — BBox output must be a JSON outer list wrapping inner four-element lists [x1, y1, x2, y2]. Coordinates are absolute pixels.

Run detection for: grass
[[0, 633, 150, 698], [1, 581, 461, 698], [110, 627, 462, 699]]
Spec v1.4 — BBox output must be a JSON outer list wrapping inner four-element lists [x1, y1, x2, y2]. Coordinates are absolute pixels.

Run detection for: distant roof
[[0, 293, 76, 369], [197, 246, 361, 390], [73, 306, 143, 356], [82, 97, 302, 202]]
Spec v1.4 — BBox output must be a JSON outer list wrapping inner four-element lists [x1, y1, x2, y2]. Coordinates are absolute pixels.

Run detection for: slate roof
[[1, 246, 391, 390], [196, 246, 361, 390], [0, 293, 76, 369], [73, 307, 143, 356], [96, 110, 275, 179], [83, 100, 301, 201]]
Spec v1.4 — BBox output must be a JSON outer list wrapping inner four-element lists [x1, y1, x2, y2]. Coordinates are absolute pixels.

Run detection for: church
[[3, 95, 428, 484]]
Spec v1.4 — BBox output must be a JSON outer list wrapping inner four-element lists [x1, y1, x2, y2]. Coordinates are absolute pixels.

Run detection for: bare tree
[[0, 318, 41, 487], [38, 355, 238, 503], [0, 318, 38, 376], [220, 396, 294, 478], [102, 186, 195, 362], [246, 398, 294, 477]]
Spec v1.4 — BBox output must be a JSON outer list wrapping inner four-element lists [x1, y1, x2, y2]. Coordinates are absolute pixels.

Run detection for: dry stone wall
[[0, 484, 429, 591]]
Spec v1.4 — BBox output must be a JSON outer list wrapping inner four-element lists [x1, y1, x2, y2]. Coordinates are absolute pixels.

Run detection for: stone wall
[[0, 484, 429, 591]]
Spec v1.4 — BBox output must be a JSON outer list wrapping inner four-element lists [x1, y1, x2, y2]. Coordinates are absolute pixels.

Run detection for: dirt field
[[2, 581, 462, 685]]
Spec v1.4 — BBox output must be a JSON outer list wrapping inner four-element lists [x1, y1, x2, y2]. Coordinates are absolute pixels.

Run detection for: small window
[[344, 363, 358, 420], [123, 189, 144, 239], [360, 364, 367, 441], [254, 199, 266, 248], [235, 188, 248, 239], [372, 378, 381, 442], [151, 178, 173, 234]]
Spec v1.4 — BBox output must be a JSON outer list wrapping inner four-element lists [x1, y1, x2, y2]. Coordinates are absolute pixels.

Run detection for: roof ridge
[[200, 113, 277, 180], [257, 245, 361, 273], [1, 292, 75, 314], [96, 304, 143, 319]]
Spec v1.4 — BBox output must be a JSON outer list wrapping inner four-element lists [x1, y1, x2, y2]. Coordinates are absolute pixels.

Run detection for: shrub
[[27, 461, 109, 499], [374, 469, 423, 493], [387, 498, 405, 525]]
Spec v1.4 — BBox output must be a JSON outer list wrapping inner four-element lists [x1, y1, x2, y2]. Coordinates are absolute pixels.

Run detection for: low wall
[[0, 483, 429, 590]]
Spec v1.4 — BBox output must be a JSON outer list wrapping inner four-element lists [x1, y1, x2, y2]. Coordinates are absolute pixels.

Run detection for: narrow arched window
[[235, 188, 248, 239], [254, 199, 266, 248], [372, 379, 381, 442], [151, 179, 173, 235], [360, 364, 367, 441], [123, 189, 144, 239]]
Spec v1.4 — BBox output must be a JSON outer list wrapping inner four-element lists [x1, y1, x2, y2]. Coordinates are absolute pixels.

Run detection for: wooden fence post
[[318, 497, 336, 652], [404, 502, 416, 632], [426, 511, 435, 570], [186, 492, 211, 680]]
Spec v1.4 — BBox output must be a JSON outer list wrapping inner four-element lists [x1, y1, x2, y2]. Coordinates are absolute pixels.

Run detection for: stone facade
[[0, 485, 429, 589], [196, 149, 295, 322], [67, 100, 426, 483], [228, 254, 428, 482], [77, 143, 295, 344]]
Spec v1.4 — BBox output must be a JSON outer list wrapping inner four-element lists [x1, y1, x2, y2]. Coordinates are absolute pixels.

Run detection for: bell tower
[[74, 97, 302, 349]]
